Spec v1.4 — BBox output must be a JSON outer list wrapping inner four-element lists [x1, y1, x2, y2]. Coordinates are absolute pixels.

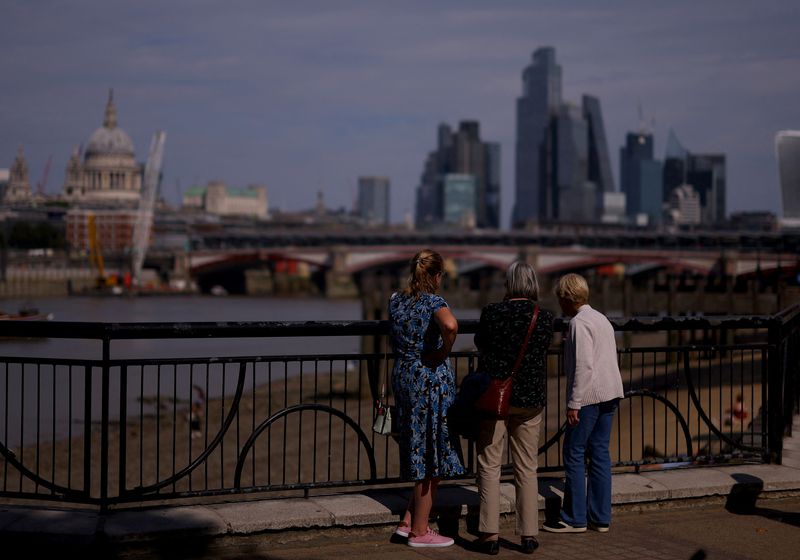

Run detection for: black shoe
[[470, 539, 500, 555], [520, 537, 539, 554]]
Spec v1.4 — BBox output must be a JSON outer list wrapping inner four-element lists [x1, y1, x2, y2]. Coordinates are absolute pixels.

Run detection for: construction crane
[[87, 213, 106, 288], [131, 131, 166, 288]]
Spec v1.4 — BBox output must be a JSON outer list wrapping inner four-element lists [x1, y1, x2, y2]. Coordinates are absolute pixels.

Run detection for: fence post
[[766, 320, 784, 463], [100, 335, 110, 511]]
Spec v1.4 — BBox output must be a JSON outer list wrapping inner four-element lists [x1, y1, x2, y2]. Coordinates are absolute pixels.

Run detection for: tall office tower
[[415, 121, 500, 229], [5, 146, 32, 203], [686, 154, 726, 224], [776, 131, 800, 225], [485, 142, 501, 228], [513, 47, 562, 226], [554, 103, 591, 222], [620, 132, 664, 225], [442, 174, 477, 227], [357, 176, 390, 226], [0, 169, 8, 201], [513, 49, 615, 225], [662, 129, 688, 201]]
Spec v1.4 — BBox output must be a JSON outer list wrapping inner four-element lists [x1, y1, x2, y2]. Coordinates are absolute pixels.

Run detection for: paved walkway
[[2, 463, 800, 558]]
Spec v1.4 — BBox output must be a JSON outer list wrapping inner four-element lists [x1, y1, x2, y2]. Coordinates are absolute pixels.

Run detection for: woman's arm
[[422, 307, 458, 368]]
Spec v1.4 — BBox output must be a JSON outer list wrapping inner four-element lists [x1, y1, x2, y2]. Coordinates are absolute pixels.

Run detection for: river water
[[0, 295, 480, 448]]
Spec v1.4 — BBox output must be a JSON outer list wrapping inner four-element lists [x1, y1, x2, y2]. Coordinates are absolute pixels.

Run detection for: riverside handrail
[[0, 305, 797, 509], [0, 312, 786, 339]]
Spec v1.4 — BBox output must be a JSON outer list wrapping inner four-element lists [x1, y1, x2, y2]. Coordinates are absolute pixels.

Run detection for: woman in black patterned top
[[471, 261, 554, 555]]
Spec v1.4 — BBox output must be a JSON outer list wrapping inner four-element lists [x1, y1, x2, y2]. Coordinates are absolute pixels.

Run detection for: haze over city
[[2, 0, 798, 227]]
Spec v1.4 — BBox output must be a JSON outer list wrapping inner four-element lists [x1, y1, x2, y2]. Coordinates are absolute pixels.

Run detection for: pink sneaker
[[408, 527, 454, 548]]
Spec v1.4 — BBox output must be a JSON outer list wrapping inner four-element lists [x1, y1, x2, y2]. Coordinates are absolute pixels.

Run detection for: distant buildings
[[513, 47, 616, 226], [62, 91, 144, 205], [416, 121, 500, 229], [620, 132, 663, 226], [357, 176, 390, 226], [662, 130, 726, 225], [776, 131, 800, 227], [0, 168, 8, 201], [665, 184, 701, 225], [5, 147, 32, 203], [182, 181, 268, 220]]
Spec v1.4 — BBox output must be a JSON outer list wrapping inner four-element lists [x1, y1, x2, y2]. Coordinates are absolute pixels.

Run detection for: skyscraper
[[513, 47, 561, 226], [415, 121, 500, 229], [357, 176, 390, 226], [776, 131, 800, 225], [513, 48, 615, 225], [620, 132, 663, 225]]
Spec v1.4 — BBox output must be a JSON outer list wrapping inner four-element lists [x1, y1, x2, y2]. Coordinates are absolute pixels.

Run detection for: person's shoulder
[[427, 293, 448, 307]]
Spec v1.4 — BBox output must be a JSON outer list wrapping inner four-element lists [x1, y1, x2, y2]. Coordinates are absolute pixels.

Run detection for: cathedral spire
[[103, 88, 118, 129]]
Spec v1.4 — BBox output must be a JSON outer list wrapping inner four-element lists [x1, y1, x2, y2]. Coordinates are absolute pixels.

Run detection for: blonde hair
[[554, 273, 589, 304], [505, 261, 539, 300], [403, 249, 444, 297]]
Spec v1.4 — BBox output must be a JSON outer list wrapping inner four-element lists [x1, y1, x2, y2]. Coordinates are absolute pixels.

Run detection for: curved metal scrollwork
[[123, 361, 249, 498], [682, 352, 763, 454], [624, 389, 694, 458], [233, 403, 377, 489]]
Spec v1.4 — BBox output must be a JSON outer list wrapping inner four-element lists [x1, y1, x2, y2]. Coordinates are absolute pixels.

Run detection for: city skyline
[[1, 1, 798, 227]]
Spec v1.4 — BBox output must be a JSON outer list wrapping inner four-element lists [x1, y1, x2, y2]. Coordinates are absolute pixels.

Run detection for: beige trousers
[[476, 406, 543, 536]]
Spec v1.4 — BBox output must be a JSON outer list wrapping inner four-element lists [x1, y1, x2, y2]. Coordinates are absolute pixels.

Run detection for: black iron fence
[[1, 305, 799, 510]]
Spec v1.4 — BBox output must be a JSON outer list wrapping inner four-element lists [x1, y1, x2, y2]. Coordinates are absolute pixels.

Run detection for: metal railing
[[1, 306, 798, 510]]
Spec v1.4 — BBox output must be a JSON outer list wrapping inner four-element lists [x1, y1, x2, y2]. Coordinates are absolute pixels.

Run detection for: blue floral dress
[[388, 291, 465, 481]]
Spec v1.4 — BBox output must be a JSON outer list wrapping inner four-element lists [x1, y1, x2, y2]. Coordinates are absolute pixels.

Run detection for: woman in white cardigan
[[543, 273, 624, 534]]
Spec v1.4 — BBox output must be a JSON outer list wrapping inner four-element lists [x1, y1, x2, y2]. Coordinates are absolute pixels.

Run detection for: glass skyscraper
[[513, 47, 561, 226], [513, 48, 615, 226], [620, 132, 663, 225], [776, 131, 800, 224], [415, 121, 500, 229], [357, 176, 390, 226]]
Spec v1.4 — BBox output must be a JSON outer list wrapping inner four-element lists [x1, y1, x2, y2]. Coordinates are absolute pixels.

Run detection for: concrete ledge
[[311, 494, 393, 526], [104, 505, 227, 541], [645, 467, 738, 499], [0, 506, 98, 542], [610, 473, 670, 503], [212, 498, 333, 534]]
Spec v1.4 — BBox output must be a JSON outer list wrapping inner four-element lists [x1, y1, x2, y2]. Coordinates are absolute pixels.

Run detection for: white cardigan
[[564, 304, 625, 409]]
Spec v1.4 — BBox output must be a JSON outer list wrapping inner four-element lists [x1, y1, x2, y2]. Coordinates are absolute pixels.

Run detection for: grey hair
[[505, 261, 539, 300]]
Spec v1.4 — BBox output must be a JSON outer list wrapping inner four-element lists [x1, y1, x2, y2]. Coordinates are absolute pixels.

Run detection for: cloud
[[1, 1, 798, 223]]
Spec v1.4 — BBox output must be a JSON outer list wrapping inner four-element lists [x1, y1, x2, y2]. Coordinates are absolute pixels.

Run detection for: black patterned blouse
[[474, 299, 554, 410]]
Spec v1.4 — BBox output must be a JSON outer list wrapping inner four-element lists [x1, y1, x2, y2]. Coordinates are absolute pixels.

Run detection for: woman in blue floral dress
[[388, 249, 464, 548]]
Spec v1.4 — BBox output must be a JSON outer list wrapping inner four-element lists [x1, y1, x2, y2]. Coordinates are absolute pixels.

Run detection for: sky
[[1, 0, 798, 228]]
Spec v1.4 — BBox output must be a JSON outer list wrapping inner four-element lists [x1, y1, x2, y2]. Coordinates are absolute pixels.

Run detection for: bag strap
[[509, 304, 540, 379]]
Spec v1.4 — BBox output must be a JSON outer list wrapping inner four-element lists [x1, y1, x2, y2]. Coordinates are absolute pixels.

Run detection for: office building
[[442, 174, 476, 227], [513, 47, 615, 226], [620, 132, 663, 225], [182, 181, 268, 220], [665, 184, 701, 225], [776, 131, 800, 226], [415, 121, 500, 229], [662, 129, 726, 225], [357, 176, 390, 226], [513, 47, 562, 225]]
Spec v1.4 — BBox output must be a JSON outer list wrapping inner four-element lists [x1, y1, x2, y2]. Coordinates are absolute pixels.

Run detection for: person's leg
[[398, 493, 414, 532], [411, 478, 434, 537], [560, 404, 599, 527], [476, 416, 506, 540], [586, 399, 618, 527], [507, 406, 543, 538]]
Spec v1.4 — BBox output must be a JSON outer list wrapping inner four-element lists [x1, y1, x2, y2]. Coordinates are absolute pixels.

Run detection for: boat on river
[[0, 305, 54, 321]]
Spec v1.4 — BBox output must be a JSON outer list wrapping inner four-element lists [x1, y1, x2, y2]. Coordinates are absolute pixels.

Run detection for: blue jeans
[[561, 399, 618, 527]]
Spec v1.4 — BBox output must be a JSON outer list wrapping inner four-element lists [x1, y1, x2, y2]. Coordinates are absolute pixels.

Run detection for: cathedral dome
[[84, 90, 135, 158]]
